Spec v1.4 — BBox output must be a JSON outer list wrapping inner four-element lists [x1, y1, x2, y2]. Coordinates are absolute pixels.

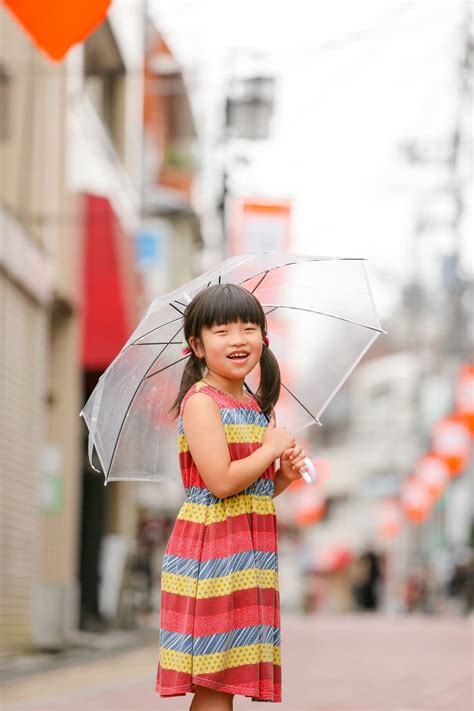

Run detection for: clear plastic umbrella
[[80, 252, 385, 484]]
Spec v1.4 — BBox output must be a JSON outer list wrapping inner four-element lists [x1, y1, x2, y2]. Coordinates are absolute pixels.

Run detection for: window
[[225, 76, 275, 140]]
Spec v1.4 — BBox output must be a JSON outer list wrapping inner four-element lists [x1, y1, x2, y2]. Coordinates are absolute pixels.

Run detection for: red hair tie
[[263, 336, 270, 347]]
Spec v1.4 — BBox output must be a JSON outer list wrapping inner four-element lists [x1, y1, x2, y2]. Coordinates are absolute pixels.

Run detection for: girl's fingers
[[291, 454, 306, 469], [289, 446, 303, 460], [290, 448, 305, 461]]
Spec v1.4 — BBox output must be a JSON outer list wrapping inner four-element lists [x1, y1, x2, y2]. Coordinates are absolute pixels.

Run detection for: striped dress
[[156, 379, 281, 703]]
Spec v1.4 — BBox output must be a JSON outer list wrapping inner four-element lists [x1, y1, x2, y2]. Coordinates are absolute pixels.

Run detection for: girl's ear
[[188, 336, 204, 358]]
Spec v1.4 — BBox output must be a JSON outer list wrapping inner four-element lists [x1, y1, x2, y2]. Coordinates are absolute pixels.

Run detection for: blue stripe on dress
[[160, 624, 281, 655], [178, 404, 268, 434], [162, 550, 277, 579], [219, 407, 269, 426]]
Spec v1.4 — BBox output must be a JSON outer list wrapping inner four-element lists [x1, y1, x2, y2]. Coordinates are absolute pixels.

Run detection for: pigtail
[[255, 344, 281, 418], [170, 352, 205, 419]]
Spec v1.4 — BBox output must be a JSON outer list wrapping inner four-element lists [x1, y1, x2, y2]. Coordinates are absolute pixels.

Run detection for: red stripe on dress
[[161, 601, 279, 636], [161, 587, 280, 618], [181, 468, 274, 489], [181, 467, 274, 490], [170, 511, 277, 540], [180, 445, 274, 490], [166, 515, 277, 560], [156, 663, 281, 700]]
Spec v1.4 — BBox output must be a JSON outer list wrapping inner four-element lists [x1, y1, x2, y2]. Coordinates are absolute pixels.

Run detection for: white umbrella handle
[[301, 457, 317, 485]]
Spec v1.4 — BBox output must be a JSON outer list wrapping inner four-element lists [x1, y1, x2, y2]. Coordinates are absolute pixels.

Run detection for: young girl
[[156, 283, 308, 709]]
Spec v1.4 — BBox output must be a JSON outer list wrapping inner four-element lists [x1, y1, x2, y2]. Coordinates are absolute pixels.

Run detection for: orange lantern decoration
[[376, 498, 403, 539], [414, 453, 449, 501], [455, 364, 474, 437], [290, 478, 326, 526], [3, 0, 112, 61], [401, 476, 432, 524], [432, 414, 471, 477]]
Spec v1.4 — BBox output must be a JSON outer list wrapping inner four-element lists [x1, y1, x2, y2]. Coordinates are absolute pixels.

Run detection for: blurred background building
[[1, 0, 472, 663], [1, 5, 83, 654]]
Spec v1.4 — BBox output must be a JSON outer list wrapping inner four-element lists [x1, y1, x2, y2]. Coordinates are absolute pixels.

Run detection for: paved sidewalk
[[0, 629, 154, 684], [1, 614, 472, 710]]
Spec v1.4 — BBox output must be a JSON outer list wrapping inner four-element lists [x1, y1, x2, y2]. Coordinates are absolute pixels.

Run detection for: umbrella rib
[[250, 270, 269, 294], [169, 302, 185, 317], [263, 304, 385, 333], [244, 381, 320, 426], [145, 354, 189, 379], [239, 256, 368, 289], [131, 315, 182, 345], [134, 341, 182, 346], [106, 321, 184, 480], [280, 383, 321, 424]]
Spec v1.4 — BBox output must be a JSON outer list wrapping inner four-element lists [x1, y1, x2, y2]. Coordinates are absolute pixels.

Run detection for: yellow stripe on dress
[[177, 494, 276, 525], [161, 567, 278, 599], [159, 642, 281, 675], [178, 423, 265, 452]]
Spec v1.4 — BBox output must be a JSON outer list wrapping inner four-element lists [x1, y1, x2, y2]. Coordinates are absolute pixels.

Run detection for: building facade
[[0, 5, 82, 653]]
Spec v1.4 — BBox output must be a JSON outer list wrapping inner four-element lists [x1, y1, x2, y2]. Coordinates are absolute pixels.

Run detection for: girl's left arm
[[273, 467, 293, 497]]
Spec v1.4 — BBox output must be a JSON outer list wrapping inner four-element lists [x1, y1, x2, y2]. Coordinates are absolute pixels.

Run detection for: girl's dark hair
[[171, 283, 280, 418]]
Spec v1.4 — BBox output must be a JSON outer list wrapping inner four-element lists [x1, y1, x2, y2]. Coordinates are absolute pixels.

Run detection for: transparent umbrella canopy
[[80, 252, 385, 484]]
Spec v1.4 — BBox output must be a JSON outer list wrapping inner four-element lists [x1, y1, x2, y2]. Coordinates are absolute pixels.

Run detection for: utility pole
[[398, 3, 473, 578]]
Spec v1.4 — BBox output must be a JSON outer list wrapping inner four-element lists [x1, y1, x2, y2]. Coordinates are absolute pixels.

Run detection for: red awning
[[81, 193, 143, 371]]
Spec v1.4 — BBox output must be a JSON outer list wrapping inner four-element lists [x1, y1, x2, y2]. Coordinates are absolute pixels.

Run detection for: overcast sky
[[150, 0, 470, 317]]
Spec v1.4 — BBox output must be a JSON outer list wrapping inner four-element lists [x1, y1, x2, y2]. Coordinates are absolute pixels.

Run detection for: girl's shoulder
[[178, 380, 221, 418], [179, 380, 263, 418]]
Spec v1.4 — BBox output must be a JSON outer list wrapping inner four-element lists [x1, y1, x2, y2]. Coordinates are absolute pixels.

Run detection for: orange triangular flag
[[3, 0, 112, 61]]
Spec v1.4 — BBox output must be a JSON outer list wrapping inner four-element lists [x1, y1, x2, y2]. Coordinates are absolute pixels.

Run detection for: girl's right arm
[[182, 393, 294, 499]]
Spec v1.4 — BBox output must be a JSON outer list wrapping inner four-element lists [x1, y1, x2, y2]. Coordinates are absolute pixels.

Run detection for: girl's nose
[[229, 336, 247, 346]]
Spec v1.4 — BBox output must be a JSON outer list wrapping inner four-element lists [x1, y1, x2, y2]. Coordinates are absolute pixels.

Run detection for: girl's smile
[[189, 321, 263, 396]]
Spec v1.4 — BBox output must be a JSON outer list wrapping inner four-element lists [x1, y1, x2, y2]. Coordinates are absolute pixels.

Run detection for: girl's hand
[[280, 444, 308, 481], [262, 417, 295, 459]]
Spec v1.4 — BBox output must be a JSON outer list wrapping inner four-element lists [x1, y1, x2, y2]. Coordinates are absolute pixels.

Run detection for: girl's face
[[190, 320, 263, 380]]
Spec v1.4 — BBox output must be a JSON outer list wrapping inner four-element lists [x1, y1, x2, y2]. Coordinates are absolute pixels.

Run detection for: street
[[1, 614, 472, 711]]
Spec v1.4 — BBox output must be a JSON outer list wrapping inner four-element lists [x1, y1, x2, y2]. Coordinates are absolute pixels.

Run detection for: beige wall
[[0, 275, 46, 654], [0, 6, 82, 654]]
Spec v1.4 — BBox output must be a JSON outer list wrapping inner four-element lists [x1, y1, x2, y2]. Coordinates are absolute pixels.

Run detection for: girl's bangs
[[198, 285, 265, 330]]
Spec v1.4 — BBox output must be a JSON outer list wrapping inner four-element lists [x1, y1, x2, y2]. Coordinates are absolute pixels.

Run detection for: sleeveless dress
[[156, 380, 281, 703]]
